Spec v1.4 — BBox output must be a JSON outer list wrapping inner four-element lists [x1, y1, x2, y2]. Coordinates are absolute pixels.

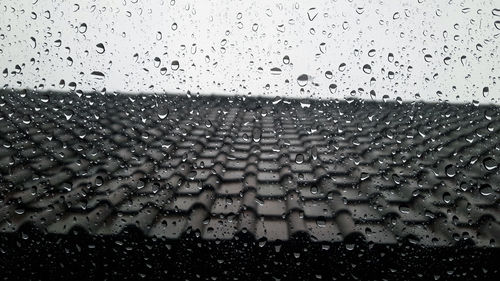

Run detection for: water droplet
[[388, 53, 394, 62], [137, 179, 145, 190], [96, 43, 105, 54], [91, 71, 105, 79], [171, 60, 180, 70], [328, 84, 337, 94], [171, 22, 178, 30], [157, 106, 169, 120], [252, 128, 261, 143], [95, 176, 104, 187], [442, 192, 451, 203], [482, 87, 489, 97], [345, 244, 355, 251], [30, 37, 36, 49], [283, 55, 290, 64], [307, 8, 318, 21], [258, 237, 267, 247], [399, 205, 410, 214], [445, 164, 456, 177], [338, 63, 346, 72], [295, 154, 304, 164], [63, 109, 74, 120], [270, 67, 282, 75], [297, 74, 309, 87], [483, 157, 497, 171], [22, 115, 31, 124], [479, 184, 493, 196], [78, 23, 87, 33], [368, 49, 376, 57], [316, 218, 326, 227], [325, 71, 333, 79], [154, 57, 161, 68], [319, 42, 326, 54], [362, 64, 372, 74]]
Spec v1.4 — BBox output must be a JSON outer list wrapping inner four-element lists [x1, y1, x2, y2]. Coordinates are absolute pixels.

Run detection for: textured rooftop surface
[[0, 90, 499, 248]]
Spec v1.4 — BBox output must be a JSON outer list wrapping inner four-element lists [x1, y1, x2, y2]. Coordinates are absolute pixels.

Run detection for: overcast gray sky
[[1, 0, 499, 103]]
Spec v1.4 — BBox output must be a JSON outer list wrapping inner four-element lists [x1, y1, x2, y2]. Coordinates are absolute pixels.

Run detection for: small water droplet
[[362, 64, 372, 74], [297, 74, 309, 87], [171, 61, 180, 70], [96, 43, 105, 54], [307, 8, 318, 21], [445, 164, 456, 177], [270, 67, 282, 75], [78, 23, 87, 33], [483, 157, 497, 171]]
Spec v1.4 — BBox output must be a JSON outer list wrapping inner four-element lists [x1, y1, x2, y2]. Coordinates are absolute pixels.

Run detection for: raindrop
[[283, 55, 290, 64], [154, 57, 161, 68], [171, 60, 180, 70], [442, 192, 451, 203], [96, 43, 105, 54], [297, 74, 309, 87], [479, 184, 493, 196], [362, 64, 372, 74], [157, 106, 169, 120], [316, 218, 326, 227], [325, 71, 333, 79], [388, 53, 394, 62], [328, 84, 337, 94], [30, 37, 36, 49], [495, 21, 500, 30], [270, 67, 282, 75], [295, 154, 304, 164], [91, 71, 105, 79], [252, 23, 259, 32], [258, 237, 267, 247], [338, 63, 346, 72], [95, 176, 104, 187], [171, 22, 178, 30], [482, 87, 489, 97], [307, 8, 318, 21], [445, 164, 456, 177], [483, 157, 497, 171], [368, 49, 376, 57], [319, 42, 326, 54], [424, 54, 432, 62], [252, 128, 261, 143], [78, 23, 87, 33], [63, 109, 74, 120], [399, 205, 410, 214], [22, 115, 31, 124], [345, 244, 355, 251]]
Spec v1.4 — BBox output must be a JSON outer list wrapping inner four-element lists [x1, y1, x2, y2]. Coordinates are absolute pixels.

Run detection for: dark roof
[[0, 90, 498, 248]]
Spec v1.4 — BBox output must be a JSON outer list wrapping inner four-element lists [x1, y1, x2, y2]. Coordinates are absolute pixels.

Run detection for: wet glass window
[[0, 1, 499, 280]]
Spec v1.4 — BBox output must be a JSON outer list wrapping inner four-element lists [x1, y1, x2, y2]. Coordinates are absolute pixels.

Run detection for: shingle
[[0, 90, 498, 248]]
